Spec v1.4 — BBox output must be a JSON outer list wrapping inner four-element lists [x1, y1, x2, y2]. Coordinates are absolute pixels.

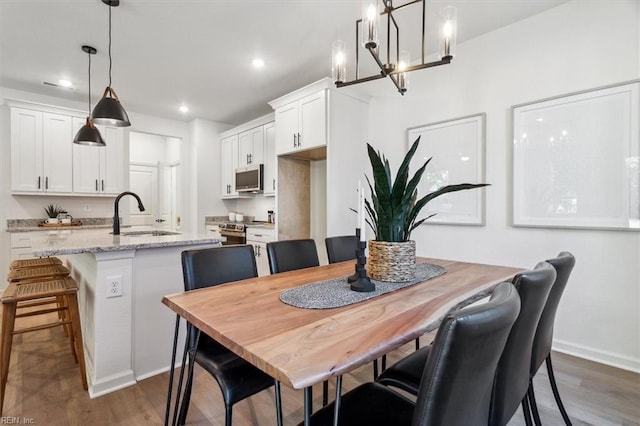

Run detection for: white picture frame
[[407, 113, 486, 226], [512, 80, 640, 230]]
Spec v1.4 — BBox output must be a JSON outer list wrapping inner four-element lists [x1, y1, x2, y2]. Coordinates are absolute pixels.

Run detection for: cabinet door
[[238, 130, 253, 167], [11, 108, 43, 192], [263, 122, 276, 196], [101, 126, 125, 194], [42, 112, 73, 193], [72, 117, 101, 193], [250, 126, 265, 165], [298, 91, 326, 151], [221, 135, 239, 198], [253, 241, 270, 276], [275, 102, 299, 155]]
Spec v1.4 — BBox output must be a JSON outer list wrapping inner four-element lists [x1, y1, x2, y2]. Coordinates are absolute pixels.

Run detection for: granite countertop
[[6, 218, 113, 233], [29, 227, 224, 257]]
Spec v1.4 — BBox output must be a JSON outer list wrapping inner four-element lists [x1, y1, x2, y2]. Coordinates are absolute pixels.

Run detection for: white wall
[[367, 1, 640, 371]]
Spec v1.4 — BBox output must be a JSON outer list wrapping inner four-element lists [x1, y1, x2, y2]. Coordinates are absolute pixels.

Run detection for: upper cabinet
[[238, 126, 265, 167], [11, 107, 73, 194], [9, 100, 125, 196], [219, 113, 274, 200], [72, 118, 125, 195], [221, 134, 240, 198], [263, 122, 276, 196], [273, 90, 326, 156]]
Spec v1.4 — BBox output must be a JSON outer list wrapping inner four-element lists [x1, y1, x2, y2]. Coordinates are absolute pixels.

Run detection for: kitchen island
[[30, 228, 224, 397]]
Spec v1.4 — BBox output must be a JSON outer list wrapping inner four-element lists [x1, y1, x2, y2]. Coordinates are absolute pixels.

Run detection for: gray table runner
[[279, 262, 447, 309]]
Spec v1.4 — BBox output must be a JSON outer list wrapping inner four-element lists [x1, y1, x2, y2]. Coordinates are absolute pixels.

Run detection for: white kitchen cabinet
[[11, 107, 73, 194], [246, 227, 275, 276], [205, 224, 222, 238], [263, 122, 276, 196], [274, 90, 326, 156], [10, 233, 33, 261], [221, 135, 240, 198], [72, 118, 125, 195], [238, 126, 265, 167]]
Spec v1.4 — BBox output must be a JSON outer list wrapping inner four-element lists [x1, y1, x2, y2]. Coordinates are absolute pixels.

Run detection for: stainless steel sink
[[119, 230, 181, 237]]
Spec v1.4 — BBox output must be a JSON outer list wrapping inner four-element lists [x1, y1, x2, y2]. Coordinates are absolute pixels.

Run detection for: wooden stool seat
[[7, 264, 69, 283], [9, 257, 63, 270], [0, 277, 87, 415]]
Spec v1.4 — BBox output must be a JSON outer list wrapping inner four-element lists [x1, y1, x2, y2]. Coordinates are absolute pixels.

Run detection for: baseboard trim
[[135, 362, 184, 382], [553, 339, 640, 373]]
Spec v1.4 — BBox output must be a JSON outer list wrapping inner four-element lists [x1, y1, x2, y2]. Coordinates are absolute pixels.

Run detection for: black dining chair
[[301, 281, 521, 426], [266, 238, 320, 274], [488, 261, 556, 426], [527, 252, 575, 426], [376, 262, 556, 426], [178, 245, 280, 426], [325, 235, 358, 264]]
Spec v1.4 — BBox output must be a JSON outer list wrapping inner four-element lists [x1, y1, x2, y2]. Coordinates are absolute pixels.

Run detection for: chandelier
[[332, 0, 457, 95]]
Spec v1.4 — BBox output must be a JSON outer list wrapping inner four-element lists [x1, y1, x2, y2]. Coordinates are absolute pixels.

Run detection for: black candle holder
[[350, 238, 375, 293], [347, 228, 360, 283]]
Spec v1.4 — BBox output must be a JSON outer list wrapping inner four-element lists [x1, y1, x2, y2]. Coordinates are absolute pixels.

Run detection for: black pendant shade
[[74, 45, 106, 147], [74, 117, 106, 146], [91, 0, 131, 127], [91, 87, 130, 127]]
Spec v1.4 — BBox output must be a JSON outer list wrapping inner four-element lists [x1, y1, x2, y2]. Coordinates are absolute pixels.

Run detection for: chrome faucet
[[113, 191, 145, 235]]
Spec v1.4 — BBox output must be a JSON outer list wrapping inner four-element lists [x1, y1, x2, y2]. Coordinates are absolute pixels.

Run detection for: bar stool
[[10, 257, 62, 270], [0, 276, 88, 414], [7, 264, 70, 284]]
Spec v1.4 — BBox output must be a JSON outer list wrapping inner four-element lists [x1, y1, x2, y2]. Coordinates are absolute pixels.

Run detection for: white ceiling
[[0, 0, 568, 126]]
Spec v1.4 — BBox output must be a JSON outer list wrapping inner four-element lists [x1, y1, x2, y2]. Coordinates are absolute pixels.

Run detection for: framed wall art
[[407, 113, 486, 226], [512, 80, 639, 230]]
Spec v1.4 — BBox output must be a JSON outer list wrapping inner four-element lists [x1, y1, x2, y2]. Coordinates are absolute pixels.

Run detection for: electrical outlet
[[83, 204, 91, 212], [106, 275, 123, 298]]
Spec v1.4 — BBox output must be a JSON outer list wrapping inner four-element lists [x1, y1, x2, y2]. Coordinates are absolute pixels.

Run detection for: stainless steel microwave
[[235, 164, 263, 192]]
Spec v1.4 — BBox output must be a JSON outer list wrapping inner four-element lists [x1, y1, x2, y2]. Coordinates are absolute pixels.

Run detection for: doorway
[[129, 132, 181, 230]]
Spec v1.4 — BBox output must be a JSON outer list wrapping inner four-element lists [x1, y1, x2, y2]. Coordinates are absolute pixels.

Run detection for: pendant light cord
[[88, 51, 92, 114], [108, 4, 113, 89]]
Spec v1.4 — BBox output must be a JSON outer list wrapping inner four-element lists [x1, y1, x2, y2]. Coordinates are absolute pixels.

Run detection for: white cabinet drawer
[[245, 227, 275, 243], [10, 233, 32, 248]]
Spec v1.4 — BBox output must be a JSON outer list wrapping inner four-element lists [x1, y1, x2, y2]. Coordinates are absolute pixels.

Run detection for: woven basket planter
[[368, 240, 416, 282]]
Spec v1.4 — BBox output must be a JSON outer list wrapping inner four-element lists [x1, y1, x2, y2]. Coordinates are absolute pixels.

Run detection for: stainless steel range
[[219, 223, 246, 245]]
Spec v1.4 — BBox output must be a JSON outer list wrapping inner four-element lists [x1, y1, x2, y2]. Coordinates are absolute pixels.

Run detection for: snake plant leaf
[[365, 138, 489, 242]]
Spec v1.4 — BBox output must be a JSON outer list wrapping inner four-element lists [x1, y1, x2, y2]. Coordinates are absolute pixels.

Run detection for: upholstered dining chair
[[325, 235, 358, 264], [302, 281, 521, 426], [266, 239, 320, 274], [178, 245, 279, 426], [376, 262, 556, 426], [527, 252, 576, 426]]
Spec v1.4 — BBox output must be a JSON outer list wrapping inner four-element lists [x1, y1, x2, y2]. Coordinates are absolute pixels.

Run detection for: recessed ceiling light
[[252, 58, 265, 69], [179, 105, 189, 113], [58, 79, 73, 87]]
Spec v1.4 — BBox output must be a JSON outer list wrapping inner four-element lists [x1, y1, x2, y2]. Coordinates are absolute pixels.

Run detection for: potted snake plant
[[364, 136, 488, 281]]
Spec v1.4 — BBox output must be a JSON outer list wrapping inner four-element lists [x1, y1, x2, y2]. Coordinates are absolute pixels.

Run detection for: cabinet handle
[[293, 133, 297, 147], [273, 178, 275, 190], [297, 132, 301, 147], [37, 176, 41, 189], [102, 180, 105, 191], [45, 176, 48, 190], [249, 153, 252, 163], [256, 245, 261, 256], [95, 179, 98, 191]]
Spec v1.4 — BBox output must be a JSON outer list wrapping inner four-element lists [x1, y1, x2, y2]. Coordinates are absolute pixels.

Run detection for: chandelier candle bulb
[[398, 50, 410, 92], [362, 2, 379, 48], [440, 6, 457, 59], [332, 40, 346, 83]]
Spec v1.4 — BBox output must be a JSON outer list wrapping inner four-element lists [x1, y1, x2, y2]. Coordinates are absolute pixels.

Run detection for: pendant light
[[74, 45, 106, 146], [91, 0, 131, 127]]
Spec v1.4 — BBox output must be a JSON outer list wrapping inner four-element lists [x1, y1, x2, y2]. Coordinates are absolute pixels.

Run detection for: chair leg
[[0, 302, 17, 416], [177, 362, 194, 426], [522, 394, 533, 426], [546, 355, 572, 425], [67, 293, 87, 390], [225, 404, 232, 426], [381, 354, 386, 371], [528, 381, 542, 426], [322, 380, 329, 406], [415, 337, 420, 351], [275, 380, 283, 426], [373, 358, 379, 380]]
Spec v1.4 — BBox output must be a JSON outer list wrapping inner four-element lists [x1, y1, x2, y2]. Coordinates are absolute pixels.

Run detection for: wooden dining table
[[161, 257, 524, 425]]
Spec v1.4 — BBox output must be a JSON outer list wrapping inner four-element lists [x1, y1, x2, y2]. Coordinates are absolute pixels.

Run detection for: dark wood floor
[[2, 313, 639, 425]]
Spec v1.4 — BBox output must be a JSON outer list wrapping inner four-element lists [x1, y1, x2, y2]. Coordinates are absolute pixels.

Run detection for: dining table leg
[[275, 380, 283, 426], [332, 375, 343, 426], [164, 315, 181, 426], [304, 386, 313, 425]]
